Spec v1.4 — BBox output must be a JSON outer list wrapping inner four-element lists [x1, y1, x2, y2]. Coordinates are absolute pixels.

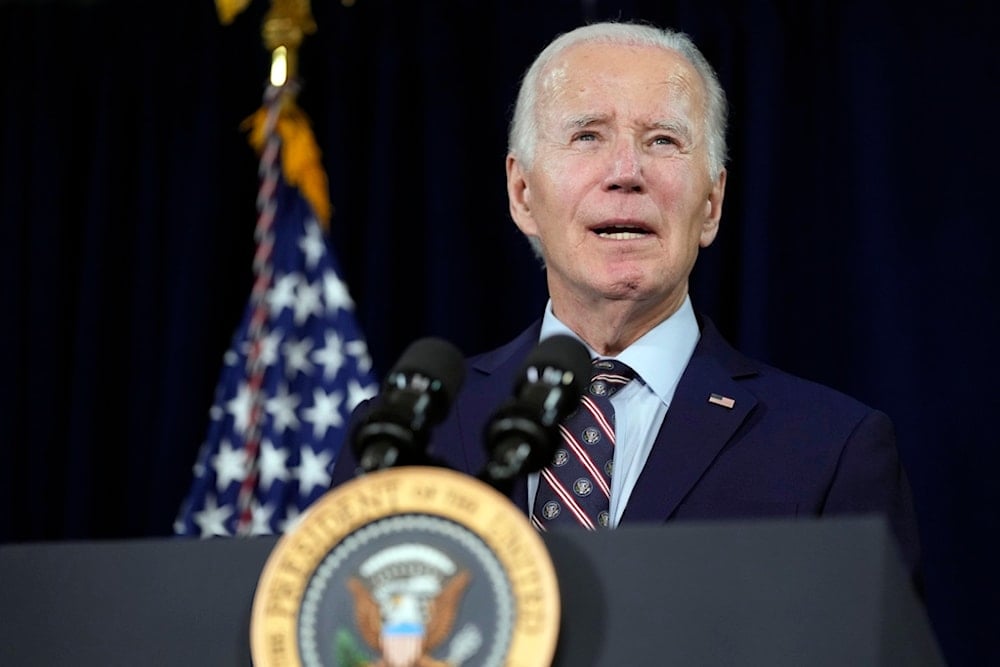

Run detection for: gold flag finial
[[214, 1, 318, 83], [262, 0, 316, 84]]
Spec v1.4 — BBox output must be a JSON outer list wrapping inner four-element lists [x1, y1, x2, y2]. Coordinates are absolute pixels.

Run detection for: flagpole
[[234, 0, 317, 536]]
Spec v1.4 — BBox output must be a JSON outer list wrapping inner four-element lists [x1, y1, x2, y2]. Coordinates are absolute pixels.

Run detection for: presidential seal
[[250, 466, 560, 667]]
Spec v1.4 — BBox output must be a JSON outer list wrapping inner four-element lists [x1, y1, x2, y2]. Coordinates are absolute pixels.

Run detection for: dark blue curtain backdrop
[[2, 1, 996, 664]]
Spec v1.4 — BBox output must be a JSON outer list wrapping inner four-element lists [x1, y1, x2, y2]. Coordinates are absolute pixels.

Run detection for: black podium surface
[[0, 516, 943, 666], [0, 534, 277, 666], [542, 516, 942, 666]]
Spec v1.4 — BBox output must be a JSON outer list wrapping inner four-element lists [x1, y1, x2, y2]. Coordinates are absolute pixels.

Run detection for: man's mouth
[[593, 224, 651, 240]]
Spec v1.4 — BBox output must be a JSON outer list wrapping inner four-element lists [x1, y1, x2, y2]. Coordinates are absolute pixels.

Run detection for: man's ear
[[700, 167, 726, 247], [506, 154, 538, 235]]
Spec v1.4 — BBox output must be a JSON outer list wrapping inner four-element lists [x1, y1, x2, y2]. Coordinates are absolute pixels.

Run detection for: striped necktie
[[531, 358, 636, 530]]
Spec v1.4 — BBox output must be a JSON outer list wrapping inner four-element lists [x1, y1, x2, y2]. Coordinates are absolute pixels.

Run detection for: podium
[[0, 516, 943, 666]]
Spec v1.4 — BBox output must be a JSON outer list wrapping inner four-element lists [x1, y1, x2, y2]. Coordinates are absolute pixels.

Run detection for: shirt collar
[[539, 294, 700, 405]]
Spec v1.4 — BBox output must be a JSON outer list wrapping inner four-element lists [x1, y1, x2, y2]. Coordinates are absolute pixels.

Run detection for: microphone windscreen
[[518, 334, 592, 396], [387, 337, 467, 404]]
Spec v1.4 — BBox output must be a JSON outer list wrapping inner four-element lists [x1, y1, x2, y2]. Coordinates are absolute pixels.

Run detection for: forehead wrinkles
[[656, 71, 703, 137], [537, 61, 572, 116], [536, 47, 706, 136]]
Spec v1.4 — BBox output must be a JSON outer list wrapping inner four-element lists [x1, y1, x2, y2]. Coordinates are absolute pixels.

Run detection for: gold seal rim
[[250, 465, 561, 666]]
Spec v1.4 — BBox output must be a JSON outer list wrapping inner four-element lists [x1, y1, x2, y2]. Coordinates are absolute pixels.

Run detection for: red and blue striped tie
[[531, 358, 636, 530]]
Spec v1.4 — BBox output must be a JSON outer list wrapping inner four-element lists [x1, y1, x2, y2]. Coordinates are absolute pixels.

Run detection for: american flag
[[174, 84, 379, 537]]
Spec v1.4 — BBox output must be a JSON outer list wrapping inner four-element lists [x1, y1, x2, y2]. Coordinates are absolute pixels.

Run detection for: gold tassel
[[215, 0, 253, 25], [243, 98, 333, 229]]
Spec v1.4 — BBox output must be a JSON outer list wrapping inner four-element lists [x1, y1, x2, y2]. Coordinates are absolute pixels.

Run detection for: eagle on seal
[[346, 569, 472, 667]]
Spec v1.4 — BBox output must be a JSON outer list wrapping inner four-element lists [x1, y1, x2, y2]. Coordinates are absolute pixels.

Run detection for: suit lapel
[[621, 321, 758, 523]]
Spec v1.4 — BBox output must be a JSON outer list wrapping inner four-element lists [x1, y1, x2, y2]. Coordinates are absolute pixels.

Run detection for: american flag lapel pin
[[708, 393, 736, 409]]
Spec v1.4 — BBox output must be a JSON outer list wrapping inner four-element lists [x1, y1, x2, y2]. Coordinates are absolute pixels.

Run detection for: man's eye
[[573, 132, 598, 142], [653, 135, 677, 146]]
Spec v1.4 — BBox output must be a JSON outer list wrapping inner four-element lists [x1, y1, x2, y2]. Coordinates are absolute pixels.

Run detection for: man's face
[[507, 42, 726, 315]]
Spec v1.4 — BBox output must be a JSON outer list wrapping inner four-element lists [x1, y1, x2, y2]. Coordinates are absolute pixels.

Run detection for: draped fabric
[[1, 1, 996, 665]]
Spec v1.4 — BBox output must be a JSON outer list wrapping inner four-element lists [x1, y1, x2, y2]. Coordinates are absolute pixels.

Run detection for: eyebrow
[[563, 113, 610, 131], [562, 114, 694, 143], [651, 119, 693, 143]]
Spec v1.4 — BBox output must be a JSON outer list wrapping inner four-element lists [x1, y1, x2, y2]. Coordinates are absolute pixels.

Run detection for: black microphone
[[350, 337, 466, 473], [479, 334, 592, 488]]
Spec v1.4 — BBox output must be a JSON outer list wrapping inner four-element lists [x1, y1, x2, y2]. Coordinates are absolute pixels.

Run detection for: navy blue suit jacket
[[331, 314, 922, 581]]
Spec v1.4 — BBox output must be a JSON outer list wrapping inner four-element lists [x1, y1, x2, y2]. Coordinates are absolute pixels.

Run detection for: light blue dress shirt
[[530, 294, 701, 526]]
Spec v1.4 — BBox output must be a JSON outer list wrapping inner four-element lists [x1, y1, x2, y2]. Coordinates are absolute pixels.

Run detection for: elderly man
[[332, 21, 921, 584]]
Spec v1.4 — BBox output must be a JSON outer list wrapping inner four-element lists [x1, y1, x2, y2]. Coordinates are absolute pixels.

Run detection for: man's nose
[[603, 140, 644, 193]]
